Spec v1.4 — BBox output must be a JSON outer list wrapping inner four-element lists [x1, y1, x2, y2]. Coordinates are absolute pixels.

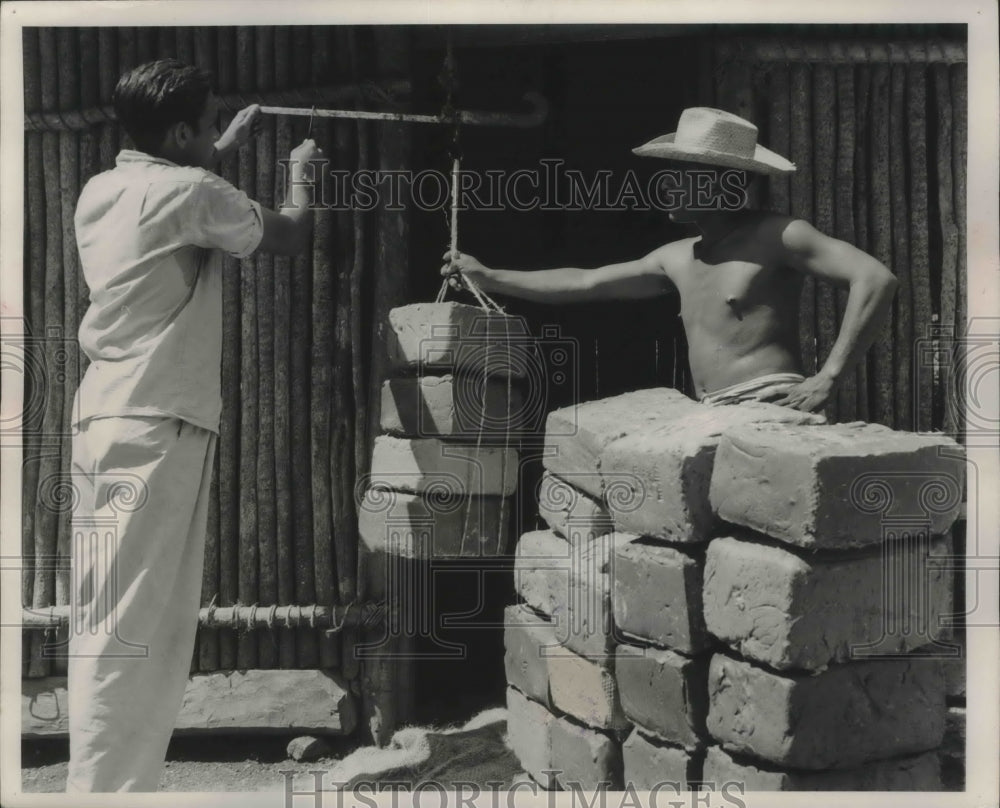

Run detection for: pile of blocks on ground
[[503, 387, 965, 792], [359, 303, 525, 562]]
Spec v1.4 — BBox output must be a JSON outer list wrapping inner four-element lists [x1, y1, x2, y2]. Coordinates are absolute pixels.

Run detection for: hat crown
[[673, 107, 758, 159]]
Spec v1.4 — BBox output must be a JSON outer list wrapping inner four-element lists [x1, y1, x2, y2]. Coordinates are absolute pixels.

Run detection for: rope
[[460, 311, 493, 555], [437, 156, 461, 303], [328, 602, 354, 634], [496, 313, 514, 554], [22, 603, 389, 630], [449, 157, 460, 279], [437, 37, 461, 305], [471, 280, 505, 313], [429, 37, 513, 557], [206, 593, 219, 627]]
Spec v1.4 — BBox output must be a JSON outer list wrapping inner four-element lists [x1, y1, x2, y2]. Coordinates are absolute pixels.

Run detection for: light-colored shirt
[[72, 150, 263, 433]]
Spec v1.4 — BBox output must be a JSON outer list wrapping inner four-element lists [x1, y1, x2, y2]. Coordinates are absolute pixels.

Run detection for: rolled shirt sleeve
[[189, 172, 264, 258]]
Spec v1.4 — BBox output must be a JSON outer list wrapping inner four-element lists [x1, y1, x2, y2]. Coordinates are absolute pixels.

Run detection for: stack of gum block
[[503, 388, 827, 790], [358, 303, 522, 560], [702, 420, 965, 790], [504, 388, 965, 792], [505, 516, 628, 790]]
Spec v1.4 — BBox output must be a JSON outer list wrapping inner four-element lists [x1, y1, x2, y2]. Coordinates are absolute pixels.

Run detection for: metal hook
[[307, 105, 316, 138]]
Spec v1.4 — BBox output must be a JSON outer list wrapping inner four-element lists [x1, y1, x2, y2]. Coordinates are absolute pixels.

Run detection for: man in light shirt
[[67, 59, 323, 792]]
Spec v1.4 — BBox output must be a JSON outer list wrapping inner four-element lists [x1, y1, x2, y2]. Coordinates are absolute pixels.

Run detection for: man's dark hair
[[113, 59, 213, 154]]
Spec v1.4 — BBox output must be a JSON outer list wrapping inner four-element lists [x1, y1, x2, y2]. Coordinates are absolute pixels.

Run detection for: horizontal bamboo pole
[[717, 39, 967, 64], [259, 93, 547, 128], [23, 603, 390, 631], [23, 79, 411, 131]]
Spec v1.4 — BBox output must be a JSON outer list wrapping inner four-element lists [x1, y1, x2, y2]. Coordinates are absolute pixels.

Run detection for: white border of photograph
[[1, 2, 996, 807]]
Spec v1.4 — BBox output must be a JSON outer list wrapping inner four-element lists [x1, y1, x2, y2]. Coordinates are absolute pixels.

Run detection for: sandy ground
[[20, 734, 362, 793]]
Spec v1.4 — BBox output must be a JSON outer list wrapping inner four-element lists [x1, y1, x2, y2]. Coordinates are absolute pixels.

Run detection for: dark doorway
[[406, 30, 703, 724]]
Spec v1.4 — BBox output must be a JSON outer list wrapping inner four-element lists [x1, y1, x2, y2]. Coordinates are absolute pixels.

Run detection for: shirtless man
[[442, 107, 898, 414]]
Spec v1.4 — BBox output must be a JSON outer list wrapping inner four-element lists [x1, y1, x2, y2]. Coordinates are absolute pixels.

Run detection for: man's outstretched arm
[[440, 245, 678, 304], [773, 217, 899, 412]]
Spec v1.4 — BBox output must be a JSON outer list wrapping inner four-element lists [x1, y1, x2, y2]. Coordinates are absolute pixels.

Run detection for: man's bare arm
[[441, 245, 677, 304], [256, 139, 324, 256], [775, 217, 898, 409]]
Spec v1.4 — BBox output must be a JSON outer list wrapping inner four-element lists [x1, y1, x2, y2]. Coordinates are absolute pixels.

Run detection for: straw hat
[[633, 107, 796, 175]]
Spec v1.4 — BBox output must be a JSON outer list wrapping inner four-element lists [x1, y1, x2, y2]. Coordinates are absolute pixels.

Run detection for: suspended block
[[386, 302, 531, 377], [380, 373, 526, 440]]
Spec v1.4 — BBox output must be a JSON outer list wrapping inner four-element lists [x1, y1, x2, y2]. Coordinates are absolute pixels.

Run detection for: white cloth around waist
[[699, 372, 806, 406]]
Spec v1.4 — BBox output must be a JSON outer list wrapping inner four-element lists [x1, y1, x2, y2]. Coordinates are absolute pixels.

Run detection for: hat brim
[[632, 133, 796, 176]]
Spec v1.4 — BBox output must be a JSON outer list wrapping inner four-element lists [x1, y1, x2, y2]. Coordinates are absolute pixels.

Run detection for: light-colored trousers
[[66, 415, 217, 792]]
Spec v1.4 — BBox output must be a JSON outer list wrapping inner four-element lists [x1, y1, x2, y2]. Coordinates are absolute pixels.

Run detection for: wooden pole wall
[[711, 40, 965, 432], [764, 66, 791, 216], [254, 25, 279, 671], [907, 63, 932, 433], [335, 27, 359, 619], [326, 27, 354, 677], [289, 23, 319, 670], [950, 65, 968, 439], [53, 26, 82, 677], [22, 27, 46, 679], [833, 65, 858, 422], [932, 63, 959, 437], [852, 65, 872, 423], [236, 26, 261, 671], [868, 63, 895, 428], [888, 64, 911, 431], [789, 63, 817, 379], [361, 25, 414, 742], [271, 25, 298, 671], [33, 25, 63, 679], [812, 64, 838, 402], [339, 27, 365, 687], [213, 25, 241, 674], [309, 26, 340, 672]]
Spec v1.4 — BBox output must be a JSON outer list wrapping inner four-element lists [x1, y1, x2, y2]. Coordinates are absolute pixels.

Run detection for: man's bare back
[[657, 210, 804, 398]]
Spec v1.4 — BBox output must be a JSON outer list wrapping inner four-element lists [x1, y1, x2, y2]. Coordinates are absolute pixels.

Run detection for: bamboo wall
[[709, 37, 967, 434], [20, 26, 411, 680]]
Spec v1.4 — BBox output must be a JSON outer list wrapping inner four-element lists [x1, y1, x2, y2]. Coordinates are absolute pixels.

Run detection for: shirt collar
[[115, 149, 181, 169]]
